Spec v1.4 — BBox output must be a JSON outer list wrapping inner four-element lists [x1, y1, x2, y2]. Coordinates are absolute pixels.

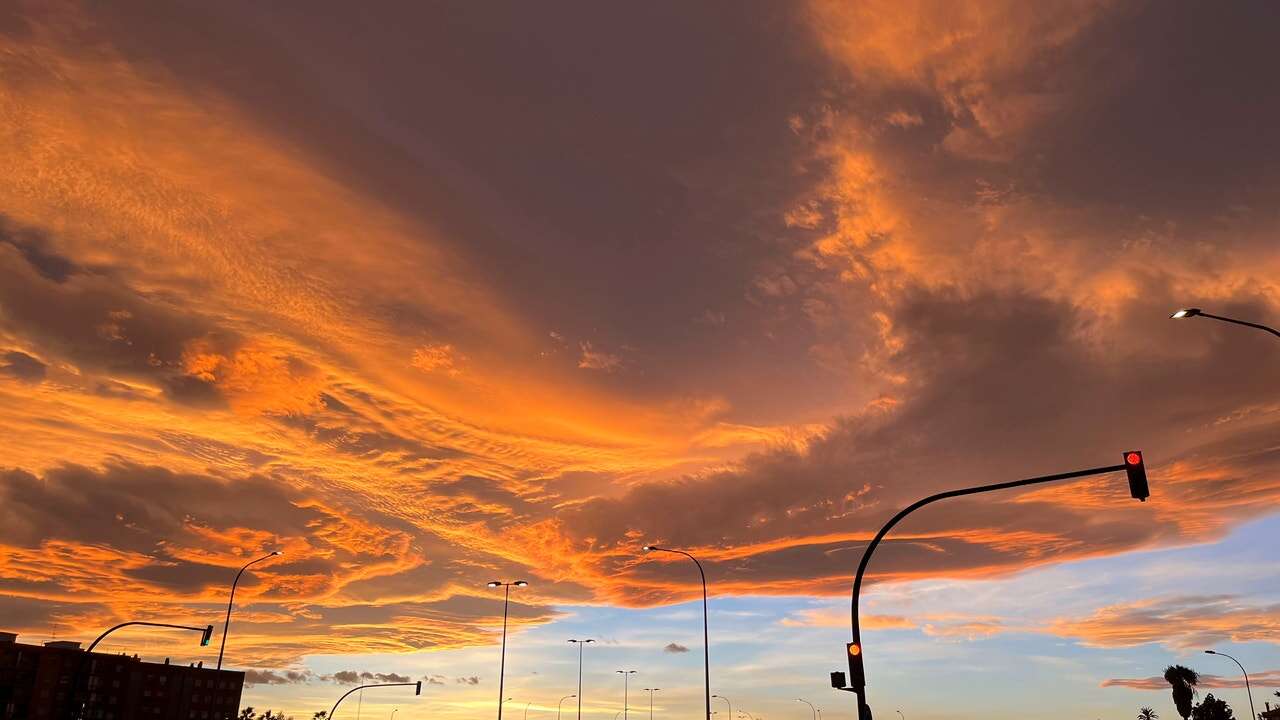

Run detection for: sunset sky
[[2, 2, 1280, 719]]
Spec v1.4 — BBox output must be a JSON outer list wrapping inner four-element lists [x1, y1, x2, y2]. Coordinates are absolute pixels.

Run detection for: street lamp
[[617, 670, 638, 720], [797, 699, 817, 720], [329, 681, 421, 719], [218, 550, 281, 670], [712, 694, 731, 720], [488, 580, 528, 720], [558, 695, 577, 720], [896, 711, 904, 720], [390, 709, 398, 720], [738, 712, 756, 720], [836, 453, 1152, 720], [1205, 650, 1256, 720], [525, 701, 534, 720], [643, 688, 661, 720], [569, 639, 594, 720], [1171, 308, 1280, 339], [643, 545, 711, 720]]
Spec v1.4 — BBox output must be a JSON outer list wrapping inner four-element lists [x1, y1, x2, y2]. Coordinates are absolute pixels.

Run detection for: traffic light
[[1124, 451, 1149, 502], [846, 642, 866, 690], [415, 680, 423, 695], [200, 625, 214, 647]]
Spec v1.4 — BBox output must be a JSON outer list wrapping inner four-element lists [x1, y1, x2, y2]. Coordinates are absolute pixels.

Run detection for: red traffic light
[[1123, 450, 1149, 502]]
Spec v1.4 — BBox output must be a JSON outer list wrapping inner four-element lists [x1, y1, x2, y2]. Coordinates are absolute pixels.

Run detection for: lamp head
[[271, 550, 282, 556], [1171, 308, 1202, 319], [1205, 649, 1217, 654], [514, 580, 528, 587], [488, 581, 503, 587], [642, 545, 653, 552]]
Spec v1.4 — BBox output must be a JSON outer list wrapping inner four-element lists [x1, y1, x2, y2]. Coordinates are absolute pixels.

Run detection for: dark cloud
[[0, 215, 80, 283], [244, 669, 313, 686], [0, 350, 46, 382], [663, 642, 689, 654], [1103, 670, 1280, 691], [457, 676, 480, 685]]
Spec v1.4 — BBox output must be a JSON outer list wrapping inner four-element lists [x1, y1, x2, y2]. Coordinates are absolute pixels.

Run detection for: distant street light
[[558, 695, 577, 720], [569, 639, 595, 720], [712, 694, 732, 720], [617, 670, 638, 720], [643, 688, 661, 720], [329, 681, 422, 719], [896, 711, 905, 720], [1205, 650, 1256, 720], [489, 580, 528, 720], [797, 699, 817, 720], [643, 545, 711, 720], [738, 712, 756, 720], [75, 621, 214, 719], [836, 453, 1152, 720], [390, 709, 398, 720], [525, 701, 534, 720], [1171, 308, 1280, 339], [218, 550, 281, 670]]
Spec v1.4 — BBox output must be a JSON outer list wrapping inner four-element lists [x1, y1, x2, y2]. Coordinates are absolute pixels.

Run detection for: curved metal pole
[[570, 639, 593, 720], [713, 694, 731, 720], [739, 712, 756, 720], [1207, 651, 1255, 720], [1198, 311, 1280, 339], [73, 621, 212, 720], [330, 682, 420, 719], [558, 694, 576, 720], [218, 551, 279, 670], [797, 699, 816, 720], [646, 547, 710, 720], [848, 462, 1128, 715]]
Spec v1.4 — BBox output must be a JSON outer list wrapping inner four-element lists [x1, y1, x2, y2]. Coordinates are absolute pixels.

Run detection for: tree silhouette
[[1139, 708, 1160, 720], [239, 708, 256, 720], [313, 713, 329, 719], [1165, 665, 1201, 720], [1190, 694, 1233, 720]]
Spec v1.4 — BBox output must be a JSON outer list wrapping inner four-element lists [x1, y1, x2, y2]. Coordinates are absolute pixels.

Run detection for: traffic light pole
[[837, 454, 1148, 720]]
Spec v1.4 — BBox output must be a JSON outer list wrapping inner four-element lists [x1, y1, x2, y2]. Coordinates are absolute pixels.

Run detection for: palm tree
[[1139, 708, 1160, 720], [313, 713, 329, 719], [239, 709, 256, 720], [1165, 665, 1201, 720]]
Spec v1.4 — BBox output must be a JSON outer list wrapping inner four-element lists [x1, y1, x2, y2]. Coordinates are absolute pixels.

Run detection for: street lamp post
[[489, 580, 528, 720], [643, 545, 711, 720], [71, 621, 214, 720], [218, 550, 281, 670], [525, 701, 533, 720], [617, 670, 637, 720], [712, 694, 731, 720], [797, 699, 817, 720], [391, 709, 398, 720], [329, 682, 421, 719], [1205, 650, 1256, 720], [1171, 308, 1280, 339], [558, 695, 577, 720], [569, 639, 594, 720], [739, 712, 756, 720], [838, 453, 1151, 720], [643, 688, 660, 720], [896, 711, 904, 720]]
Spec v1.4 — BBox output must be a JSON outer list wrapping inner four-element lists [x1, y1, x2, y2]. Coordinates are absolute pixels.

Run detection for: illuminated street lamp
[[329, 682, 421, 719], [218, 550, 282, 670], [1171, 308, 1280, 338], [643, 545, 711, 720], [568, 639, 594, 720], [489, 580, 529, 720], [834, 453, 1152, 720], [1205, 650, 1256, 720], [797, 699, 817, 720]]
